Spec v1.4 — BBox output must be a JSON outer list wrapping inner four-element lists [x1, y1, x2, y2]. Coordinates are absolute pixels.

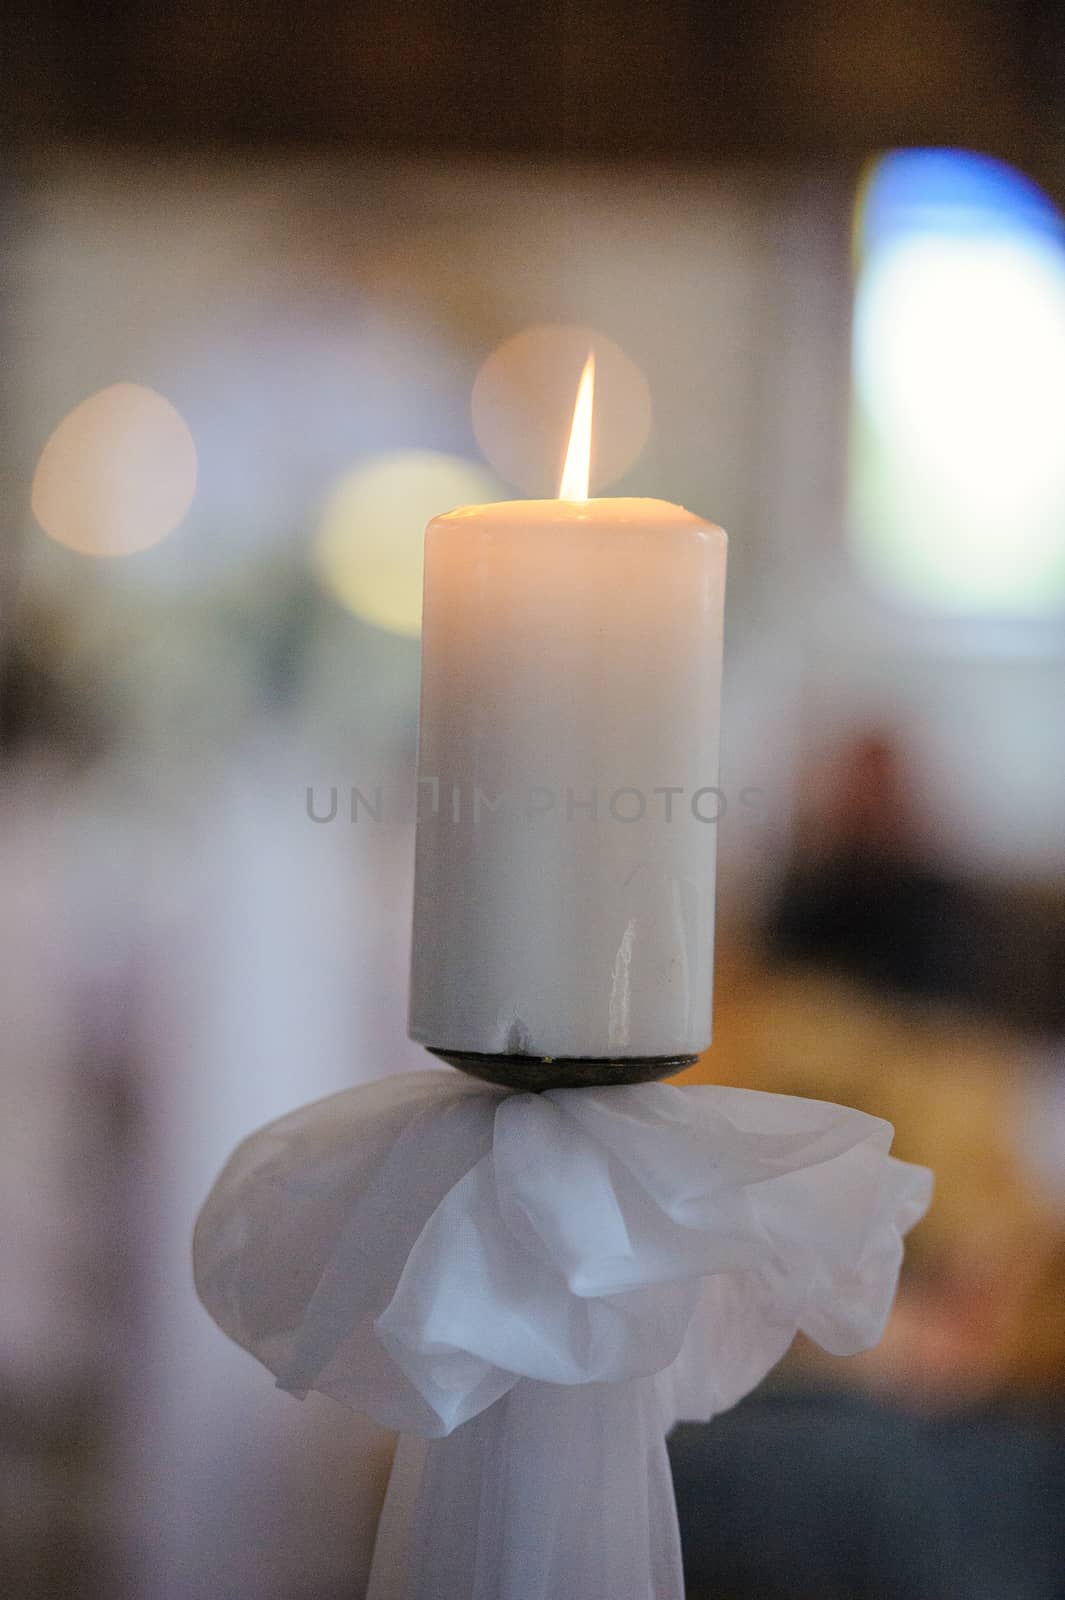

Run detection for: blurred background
[[3, 2, 1065, 1596]]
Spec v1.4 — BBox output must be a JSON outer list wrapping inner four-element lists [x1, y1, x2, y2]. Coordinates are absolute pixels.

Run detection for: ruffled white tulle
[[194, 1071, 931, 1600]]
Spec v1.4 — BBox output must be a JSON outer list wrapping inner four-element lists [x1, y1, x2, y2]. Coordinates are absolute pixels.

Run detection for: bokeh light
[[851, 150, 1065, 615], [471, 324, 651, 496], [312, 450, 504, 636], [31, 383, 197, 557]]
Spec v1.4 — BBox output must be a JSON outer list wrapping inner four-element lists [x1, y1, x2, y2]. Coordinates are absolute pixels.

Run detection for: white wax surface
[[409, 499, 727, 1061]]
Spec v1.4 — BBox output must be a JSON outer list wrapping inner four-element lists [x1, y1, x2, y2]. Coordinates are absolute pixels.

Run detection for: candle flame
[[558, 352, 595, 500]]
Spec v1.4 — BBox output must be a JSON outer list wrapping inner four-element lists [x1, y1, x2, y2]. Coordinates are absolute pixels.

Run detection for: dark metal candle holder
[[431, 1051, 696, 1091]]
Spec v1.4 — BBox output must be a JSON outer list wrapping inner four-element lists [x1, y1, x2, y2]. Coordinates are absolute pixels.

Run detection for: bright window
[[850, 149, 1065, 616]]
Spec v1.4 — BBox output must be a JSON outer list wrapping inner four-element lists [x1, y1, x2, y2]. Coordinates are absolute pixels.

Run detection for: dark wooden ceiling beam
[[3, 0, 1063, 193]]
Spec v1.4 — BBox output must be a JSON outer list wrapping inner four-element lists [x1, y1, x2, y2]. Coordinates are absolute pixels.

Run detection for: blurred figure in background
[[768, 731, 990, 1011]]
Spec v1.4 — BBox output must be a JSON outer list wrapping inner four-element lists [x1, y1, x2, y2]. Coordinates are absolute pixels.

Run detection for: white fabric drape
[[194, 1070, 931, 1600]]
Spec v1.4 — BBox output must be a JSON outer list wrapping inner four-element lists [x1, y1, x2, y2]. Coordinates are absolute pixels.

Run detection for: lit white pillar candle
[[409, 359, 727, 1071]]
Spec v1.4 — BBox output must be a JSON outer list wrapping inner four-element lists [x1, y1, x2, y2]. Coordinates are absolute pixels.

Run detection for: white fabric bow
[[194, 1070, 931, 1600]]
